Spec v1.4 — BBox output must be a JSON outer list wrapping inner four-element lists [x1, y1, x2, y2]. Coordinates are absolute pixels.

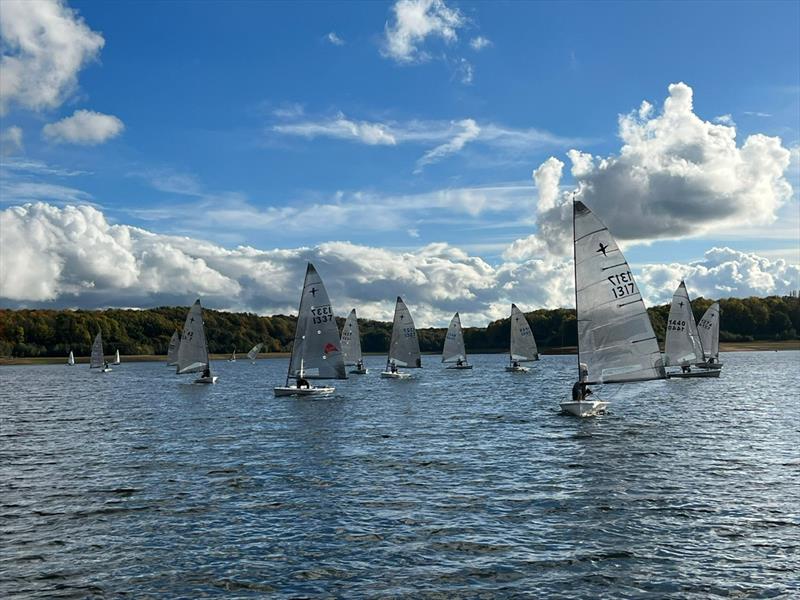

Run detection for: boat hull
[[273, 386, 335, 397], [350, 368, 369, 375], [668, 369, 720, 379], [98, 367, 112, 373], [446, 364, 473, 370], [695, 361, 723, 370], [380, 371, 411, 379], [560, 400, 609, 417], [505, 366, 529, 372], [195, 376, 218, 384]]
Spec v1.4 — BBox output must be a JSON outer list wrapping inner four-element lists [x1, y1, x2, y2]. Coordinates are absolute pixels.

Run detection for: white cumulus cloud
[[43, 109, 125, 145], [326, 31, 345, 46], [0, 0, 104, 114], [382, 0, 465, 63]]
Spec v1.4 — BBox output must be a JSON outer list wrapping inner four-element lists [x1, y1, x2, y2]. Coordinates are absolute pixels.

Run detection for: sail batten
[[287, 263, 346, 382], [176, 300, 210, 374], [340, 309, 363, 365], [387, 296, 421, 368], [442, 312, 467, 363], [573, 200, 665, 384], [664, 281, 704, 367]]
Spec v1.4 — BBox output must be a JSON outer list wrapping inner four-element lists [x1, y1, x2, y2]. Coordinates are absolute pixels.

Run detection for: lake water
[[1, 351, 799, 598]]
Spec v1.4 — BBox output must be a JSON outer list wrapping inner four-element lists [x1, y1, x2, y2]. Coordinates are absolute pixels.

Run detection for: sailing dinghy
[[381, 296, 421, 379], [176, 299, 217, 384], [247, 343, 263, 363], [228, 349, 237, 362], [67, 350, 75, 366], [167, 330, 181, 366], [112, 349, 121, 365], [90, 331, 111, 372], [696, 302, 723, 370], [561, 200, 666, 417], [341, 309, 368, 374], [442, 312, 472, 369], [506, 304, 538, 372], [274, 263, 345, 397], [664, 282, 719, 378]]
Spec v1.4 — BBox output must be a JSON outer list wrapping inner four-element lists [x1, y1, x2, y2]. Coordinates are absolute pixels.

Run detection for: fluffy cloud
[[0, 126, 23, 156], [470, 36, 491, 51], [3, 203, 795, 326], [0, 0, 104, 114], [382, 0, 464, 63], [326, 32, 344, 46], [43, 110, 125, 145]]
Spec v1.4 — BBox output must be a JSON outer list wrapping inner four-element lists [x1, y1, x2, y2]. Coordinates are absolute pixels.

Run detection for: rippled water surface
[[2, 351, 799, 598]]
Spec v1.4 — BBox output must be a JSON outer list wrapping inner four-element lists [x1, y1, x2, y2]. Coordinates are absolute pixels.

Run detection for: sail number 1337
[[608, 270, 636, 299]]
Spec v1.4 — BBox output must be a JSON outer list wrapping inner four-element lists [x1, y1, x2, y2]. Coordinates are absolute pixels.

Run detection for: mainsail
[[573, 200, 665, 384], [286, 263, 346, 382], [114, 349, 121, 364], [68, 350, 75, 366], [247, 343, 263, 361], [696, 302, 720, 361], [509, 304, 539, 361], [664, 281, 704, 367], [340, 308, 363, 366], [387, 296, 421, 368], [90, 332, 104, 369], [167, 330, 181, 365], [442, 312, 467, 363], [176, 299, 210, 374]]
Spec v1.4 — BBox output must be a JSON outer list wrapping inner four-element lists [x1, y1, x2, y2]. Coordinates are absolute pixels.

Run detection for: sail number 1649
[[608, 271, 636, 299]]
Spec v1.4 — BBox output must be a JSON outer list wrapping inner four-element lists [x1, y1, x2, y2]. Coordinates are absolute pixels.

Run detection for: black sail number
[[311, 305, 333, 324], [608, 270, 636, 299]]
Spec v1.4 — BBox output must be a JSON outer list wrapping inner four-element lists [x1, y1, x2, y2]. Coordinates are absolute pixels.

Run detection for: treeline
[[1, 295, 798, 358]]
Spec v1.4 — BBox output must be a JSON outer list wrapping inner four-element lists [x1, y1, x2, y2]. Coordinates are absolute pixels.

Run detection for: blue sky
[[1, 0, 799, 324]]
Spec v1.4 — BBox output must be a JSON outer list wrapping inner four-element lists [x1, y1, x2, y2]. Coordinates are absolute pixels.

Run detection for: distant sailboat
[[561, 200, 666, 417], [112, 349, 121, 365], [442, 312, 472, 369], [274, 263, 345, 397], [247, 343, 263, 363], [67, 350, 75, 366], [381, 296, 421, 379], [167, 330, 181, 366], [664, 281, 719, 378], [228, 349, 237, 362], [696, 302, 723, 370], [90, 331, 111, 372], [506, 304, 538, 372], [341, 308, 367, 374], [176, 299, 217, 384]]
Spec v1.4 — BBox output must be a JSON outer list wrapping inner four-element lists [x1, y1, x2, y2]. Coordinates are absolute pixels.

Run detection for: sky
[[1, 0, 799, 326]]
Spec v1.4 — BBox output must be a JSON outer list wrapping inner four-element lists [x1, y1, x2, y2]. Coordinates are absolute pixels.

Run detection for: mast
[[285, 264, 308, 387], [572, 192, 580, 383]]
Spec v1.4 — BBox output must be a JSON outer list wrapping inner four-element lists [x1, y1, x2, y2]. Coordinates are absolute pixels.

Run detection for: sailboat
[[228, 349, 237, 362], [274, 263, 345, 397], [664, 281, 719, 378], [90, 331, 111, 372], [112, 349, 121, 365], [442, 312, 472, 369], [505, 304, 539, 372], [696, 302, 723, 370], [167, 330, 181, 366], [341, 308, 368, 374], [247, 343, 263, 363], [176, 299, 217, 384], [561, 200, 666, 417], [381, 296, 421, 379], [67, 350, 75, 366]]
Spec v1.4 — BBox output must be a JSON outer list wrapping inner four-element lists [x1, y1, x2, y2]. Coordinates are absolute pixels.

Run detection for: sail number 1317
[[608, 271, 636, 299]]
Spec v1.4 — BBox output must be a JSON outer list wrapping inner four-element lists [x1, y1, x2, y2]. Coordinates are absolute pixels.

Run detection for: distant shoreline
[[2, 340, 798, 365]]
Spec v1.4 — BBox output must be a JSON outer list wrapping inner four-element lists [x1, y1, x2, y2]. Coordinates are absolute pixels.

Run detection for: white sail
[[114, 349, 121, 364], [442, 312, 467, 363], [664, 281, 704, 367], [287, 263, 346, 381], [167, 330, 181, 365], [340, 308, 363, 365], [574, 200, 665, 384], [68, 350, 75, 365], [90, 332, 104, 368], [387, 296, 421, 368], [697, 302, 720, 360], [509, 304, 539, 361], [176, 299, 211, 374], [247, 343, 263, 361]]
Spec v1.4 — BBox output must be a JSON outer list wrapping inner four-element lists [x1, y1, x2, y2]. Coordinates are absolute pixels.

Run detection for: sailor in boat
[[104, 360, 110, 370], [681, 364, 691, 374], [456, 358, 464, 367], [512, 359, 520, 369], [390, 362, 398, 374], [356, 359, 365, 371], [202, 366, 211, 379], [571, 380, 593, 402], [296, 376, 310, 389]]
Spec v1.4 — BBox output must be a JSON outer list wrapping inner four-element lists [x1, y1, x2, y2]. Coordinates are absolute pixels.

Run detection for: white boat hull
[[99, 367, 112, 373], [446, 364, 473, 370], [668, 369, 720, 379], [195, 376, 218, 384], [505, 366, 529, 372], [696, 361, 723, 370], [273, 386, 335, 397], [380, 371, 411, 379], [350, 368, 368, 375], [560, 400, 609, 417]]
